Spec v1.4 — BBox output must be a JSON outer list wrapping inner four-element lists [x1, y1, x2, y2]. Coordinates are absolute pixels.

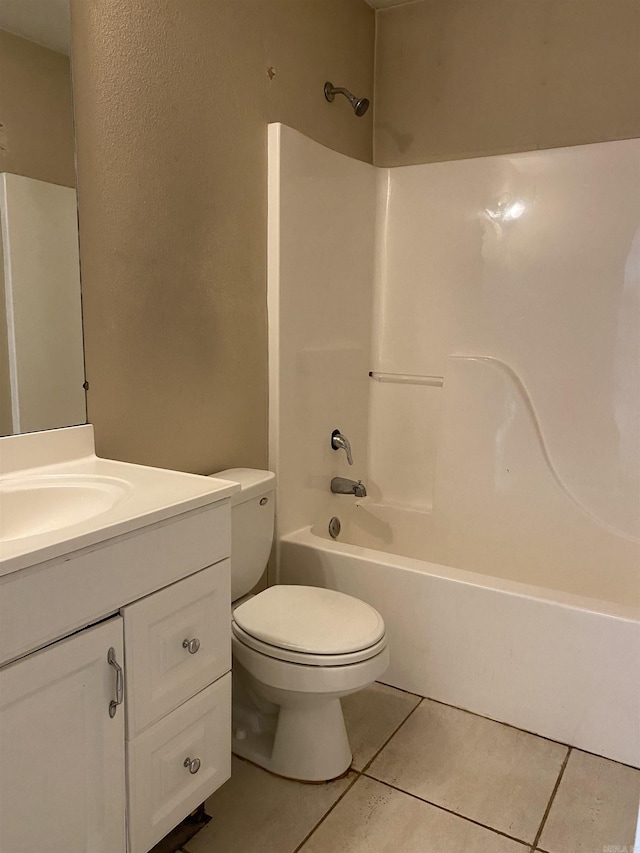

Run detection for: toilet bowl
[[211, 468, 389, 782], [231, 585, 389, 781]]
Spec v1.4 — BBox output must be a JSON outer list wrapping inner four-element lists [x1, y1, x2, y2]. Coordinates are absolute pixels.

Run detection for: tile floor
[[168, 683, 639, 853]]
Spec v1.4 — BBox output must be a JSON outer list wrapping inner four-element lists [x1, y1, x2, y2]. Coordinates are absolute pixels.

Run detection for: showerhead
[[352, 96, 370, 117], [324, 81, 370, 117]]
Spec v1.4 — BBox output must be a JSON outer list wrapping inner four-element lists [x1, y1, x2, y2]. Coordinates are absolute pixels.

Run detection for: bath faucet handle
[[331, 429, 353, 465]]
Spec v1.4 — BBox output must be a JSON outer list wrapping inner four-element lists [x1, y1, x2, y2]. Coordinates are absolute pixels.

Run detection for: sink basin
[[0, 424, 239, 576], [0, 476, 133, 541]]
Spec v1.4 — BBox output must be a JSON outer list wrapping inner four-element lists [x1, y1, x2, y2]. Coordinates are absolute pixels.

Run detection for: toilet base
[[230, 633, 389, 782], [231, 668, 352, 782]]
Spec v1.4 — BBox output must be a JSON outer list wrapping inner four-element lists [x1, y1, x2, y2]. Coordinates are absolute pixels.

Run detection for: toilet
[[211, 468, 389, 782]]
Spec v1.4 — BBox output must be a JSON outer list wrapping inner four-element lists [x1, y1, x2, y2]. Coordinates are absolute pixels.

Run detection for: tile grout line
[[291, 697, 424, 853], [291, 772, 360, 853], [375, 679, 425, 699], [361, 774, 535, 848], [359, 695, 424, 776], [530, 745, 572, 852]]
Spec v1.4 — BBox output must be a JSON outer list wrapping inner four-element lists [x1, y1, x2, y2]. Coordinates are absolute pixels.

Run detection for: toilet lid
[[232, 585, 385, 655]]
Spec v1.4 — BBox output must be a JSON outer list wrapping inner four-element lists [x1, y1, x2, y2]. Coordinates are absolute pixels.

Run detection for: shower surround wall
[[270, 125, 640, 763], [272, 124, 640, 557], [268, 124, 376, 541], [371, 138, 640, 548]]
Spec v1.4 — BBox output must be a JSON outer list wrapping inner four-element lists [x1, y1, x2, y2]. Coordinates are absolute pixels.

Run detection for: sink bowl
[[0, 476, 133, 541]]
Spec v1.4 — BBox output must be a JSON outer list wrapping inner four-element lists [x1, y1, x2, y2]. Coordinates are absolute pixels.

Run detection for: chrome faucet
[[331, 429, 353, 465], [331, 477, 367, 498]]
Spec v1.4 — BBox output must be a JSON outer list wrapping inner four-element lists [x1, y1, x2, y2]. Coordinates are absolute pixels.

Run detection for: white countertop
[[0, 425, 240, 577]]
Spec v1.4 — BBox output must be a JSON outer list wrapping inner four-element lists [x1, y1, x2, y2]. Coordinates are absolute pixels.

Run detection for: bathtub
[[278, 502, 640, 768]]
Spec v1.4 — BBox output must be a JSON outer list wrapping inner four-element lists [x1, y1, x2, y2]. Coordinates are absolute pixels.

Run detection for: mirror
[[0, 0, 86, 436]]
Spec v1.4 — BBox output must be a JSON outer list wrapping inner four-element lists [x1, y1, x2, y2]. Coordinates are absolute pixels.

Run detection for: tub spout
[[353, 481, 367, 498], [331, 477, 367, 498]]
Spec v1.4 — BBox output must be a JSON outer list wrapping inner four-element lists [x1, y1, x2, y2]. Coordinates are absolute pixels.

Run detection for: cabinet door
[[0, 617, 126, 853]]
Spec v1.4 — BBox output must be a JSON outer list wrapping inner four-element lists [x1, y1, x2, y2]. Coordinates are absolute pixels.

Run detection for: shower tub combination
[[278, 355, 640, 769], [268, 125, 640, 769]]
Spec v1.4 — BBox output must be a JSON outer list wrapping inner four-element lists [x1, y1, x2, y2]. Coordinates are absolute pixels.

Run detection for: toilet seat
[[232, 621, 388, 666], [232, 629, 390, 700], [232, 585, 385, 661]]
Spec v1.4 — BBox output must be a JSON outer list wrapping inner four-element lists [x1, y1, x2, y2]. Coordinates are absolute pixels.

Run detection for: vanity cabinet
[[0, 497, 233, 853], [0, 616, 127, 853]]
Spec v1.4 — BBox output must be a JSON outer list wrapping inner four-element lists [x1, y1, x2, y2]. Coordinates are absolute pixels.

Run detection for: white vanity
[[0, 425, 239, 853]]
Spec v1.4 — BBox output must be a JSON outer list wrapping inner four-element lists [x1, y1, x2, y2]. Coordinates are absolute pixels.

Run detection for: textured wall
[[0, 29, 75, 187], [70, 0, 374, 473], [374, 0, 640, 166]]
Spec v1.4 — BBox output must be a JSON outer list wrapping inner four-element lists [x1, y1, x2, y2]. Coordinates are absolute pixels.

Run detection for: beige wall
[[374, 0, 640, 166], [0, 29, 75, 187], [71, 0, 374, 473]]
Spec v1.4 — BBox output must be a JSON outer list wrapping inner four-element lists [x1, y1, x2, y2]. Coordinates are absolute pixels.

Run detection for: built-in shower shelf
[[368, 371, 444, 387]]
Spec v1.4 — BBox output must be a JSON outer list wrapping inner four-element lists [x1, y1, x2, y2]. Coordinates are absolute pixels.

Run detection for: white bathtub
[[278, 506, 640, 768]]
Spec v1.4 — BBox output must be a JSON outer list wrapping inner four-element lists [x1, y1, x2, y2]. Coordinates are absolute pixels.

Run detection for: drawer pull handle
[[182, 637, 201, 654], [184, 756, 201, 774], [107, 647, 124, 718]]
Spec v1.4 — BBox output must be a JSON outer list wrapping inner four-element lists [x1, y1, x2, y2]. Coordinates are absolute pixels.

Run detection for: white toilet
[[212, 468, 389, 782]]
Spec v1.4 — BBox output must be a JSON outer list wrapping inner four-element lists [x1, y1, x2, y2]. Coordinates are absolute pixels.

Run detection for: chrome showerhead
[[324, 81, 370, 117]]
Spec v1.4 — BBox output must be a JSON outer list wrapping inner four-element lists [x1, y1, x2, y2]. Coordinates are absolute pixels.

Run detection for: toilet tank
[[211, 468, 276, 602]]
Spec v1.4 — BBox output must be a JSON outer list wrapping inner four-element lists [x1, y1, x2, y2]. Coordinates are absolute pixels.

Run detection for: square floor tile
[[538, 749, 640, 853], [367, 699, 568, 843], [300, 775, 528, 853], [342, 683, 421, 771], [184, 757, 354, 853]]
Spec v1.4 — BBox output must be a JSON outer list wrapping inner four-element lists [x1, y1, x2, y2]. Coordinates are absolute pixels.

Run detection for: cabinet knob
[[183, 756, 201, 774], [182, 637, 200, 654]]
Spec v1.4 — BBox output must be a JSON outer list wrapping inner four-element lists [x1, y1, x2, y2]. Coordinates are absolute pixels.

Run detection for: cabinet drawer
[[127, 674, 231, 853], [123, 562, 231, 737], [0, 501, 230, 667]]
